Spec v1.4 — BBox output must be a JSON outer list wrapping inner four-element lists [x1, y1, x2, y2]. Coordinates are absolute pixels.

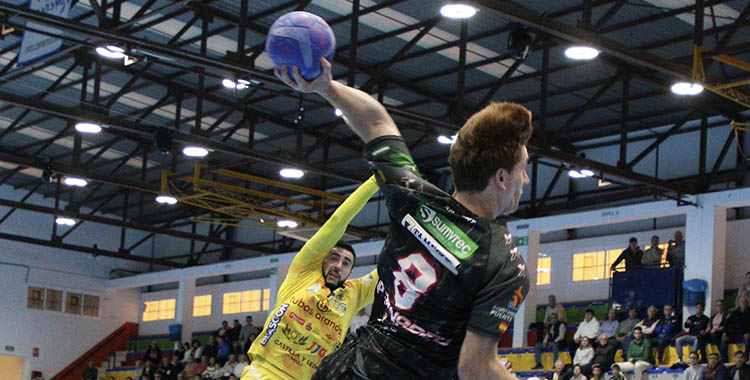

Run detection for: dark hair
[[633, 326, 642, 332], [449, 102, 532, 193], [709, 353, 720, 358], [334, 240, 356, 264], [696, 303, 704, 308], [736, 351, 745, 356], [629, 237, 637, 243], [612, 364, 620, 371], [585, 308, 594, 314]]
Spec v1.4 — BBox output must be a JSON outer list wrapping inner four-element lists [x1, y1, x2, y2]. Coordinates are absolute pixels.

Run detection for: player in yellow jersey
[[242, 176, 379, 380]]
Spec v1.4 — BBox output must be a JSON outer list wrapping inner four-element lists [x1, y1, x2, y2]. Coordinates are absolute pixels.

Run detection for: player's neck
[[452, 189, 496, 219]]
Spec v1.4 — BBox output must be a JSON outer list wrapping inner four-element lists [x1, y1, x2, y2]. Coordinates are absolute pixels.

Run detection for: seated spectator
[[728, 351, 750, 380], [203, 336, 218, 361], [181, 356, 199, 379], [237, 316, 256, 354], [721, 296, 750, 363], [183, 342, 194, 363], [220, 354, 237, 377], [592, 334, 617, 371], [133, 360, 144, 380], [571, 364, 587, 380], [552, 360, 570, 380], [676, 303, 711, 363], [739, 273, 750, 303], [610, 237, 643, 272], [642, 235, 663, 268], [228, 319, 242, 346], [709, 300, 728, 351], [613, 327, 652, 380], [215, 321, 231, 339], [534, 312, 567, 369], [233, 354, 249, 379], [571, 309, 600, 357], [634, 306, 660, 347], [590, 366, 604, 380], [573, 337, 594, 373], [608, 364, 626, 380], [216, 336, 231, 365], [705, 353, 728, 380], [154, 373, 163, 380], [201, 357, 222, 379], [168, 356, 183, 380], [174, 342, 186, 362], [598, 309, 620, 343], [146, 341, 162, 364], [683, 352, 704, 380], [654, 304, 680, 363], [190, 340, 203, 362], [666, 231, 685, 268], [545, 295, 568, 326], [616, 308, 641, 352], [82, 361, 97, 380], [143, 360, 158, 380], [193, 356, 208, 376], [157, 356, 174, 380]]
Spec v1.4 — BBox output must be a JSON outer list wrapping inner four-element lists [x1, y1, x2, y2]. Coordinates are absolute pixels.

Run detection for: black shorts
[[312, 325, 457, 380]]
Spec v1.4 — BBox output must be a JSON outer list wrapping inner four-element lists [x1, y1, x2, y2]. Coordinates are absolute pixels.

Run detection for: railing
[[50, 322, 138, 380]]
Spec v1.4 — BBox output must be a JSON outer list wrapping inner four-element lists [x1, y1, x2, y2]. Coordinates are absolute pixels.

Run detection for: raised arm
[[458, 330, 518, 380], [276, 59, 400, 143]]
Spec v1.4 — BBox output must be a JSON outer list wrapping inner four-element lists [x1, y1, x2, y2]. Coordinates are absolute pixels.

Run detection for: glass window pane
[[66, 293, 82, 315], [27, 287, 44, 310], [194, 295, 212, 317], [83, 295, 100, 317], [45, 289, 62, 312], [223, 292, 241, 315], [263, 289, 270, 311]]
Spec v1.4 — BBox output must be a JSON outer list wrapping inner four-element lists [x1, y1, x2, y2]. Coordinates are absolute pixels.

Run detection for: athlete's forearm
[[317, 81, 400, 143], [458, 358, 517, 380]]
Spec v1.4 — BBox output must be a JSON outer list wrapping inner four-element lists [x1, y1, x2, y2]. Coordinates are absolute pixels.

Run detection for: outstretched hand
[[274, 57, 333, 95]]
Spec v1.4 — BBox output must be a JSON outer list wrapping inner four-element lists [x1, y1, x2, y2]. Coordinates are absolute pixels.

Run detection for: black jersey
[[314, 136, 529, 380]]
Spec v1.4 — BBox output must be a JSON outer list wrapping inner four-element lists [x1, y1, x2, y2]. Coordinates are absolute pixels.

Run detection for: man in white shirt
[[571, 309, 600, 357], [683, 352, 705, 380]]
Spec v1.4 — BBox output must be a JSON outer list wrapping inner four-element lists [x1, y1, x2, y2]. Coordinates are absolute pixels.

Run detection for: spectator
[[705, 353, 728, 380], [676, 303, 711, 363], [190, 340, 203, 362], [571, 309, 600, 357], [598, 309, 620, 343], [154, 373, 163, 380], [615, 308, 641, 352], [666, 231, 685, 268], [545, 295, 568, 326], [728, 351, 750, 380], [193, 356, 208, 376], [228, 319, 242, 345], [592, 334, 617, 371], [610, 237, 643, 272], [167, 356, 183, 380], [81, 361, 97, 380], [157, 357, 174, 380], [608, 364, 626, 380], [201, 357, 222, 379], [183, 342, 194, 363], [654, 304, 680, 364], [181, 356, 198, 379], [146, 341, 162, 364], [684, 352, 705, 380], [233, 354, 249, 379], [349, 308, 369, 335], [710, 300, 728, 351], [634, 306, 661, 346], [203, 336, 218, 361], [174, 342, 186, 362], [722, 296, 750, 363], [533, 312, 567, 369], [642, 235, 664, 267], [237, 316, 255, 354], [216, 336, 231, 365], [571, 364, 587, 380], [552, 360, 570, 380], [133, 360, 144, 380], [613, 327, 652, 380], [221, 354, 237, 377], [215, 321, 230, 339], [143, 360, 158, 380], [573, 337, 594, 373], [739, 272, 750, 304], [590, 366, 604, 380]]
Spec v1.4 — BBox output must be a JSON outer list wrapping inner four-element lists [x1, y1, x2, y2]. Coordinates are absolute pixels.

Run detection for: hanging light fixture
[[63, 177, 88, 187], [277, 219, 299, 229], [55, 216, 76, 226], [182, 146, 209, 158], [96, 45, 126, 59], [437, 135, 457, 145], [670, 82, 704, 96], [440, 3, 477, 19], [155, 195, 178, 205], [564, 46, 600, 60], [279, 168, 304, 179], [75, 122, 102, 134]]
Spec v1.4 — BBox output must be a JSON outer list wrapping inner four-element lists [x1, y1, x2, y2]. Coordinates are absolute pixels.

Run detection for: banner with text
[[18, 0, 72, 66]]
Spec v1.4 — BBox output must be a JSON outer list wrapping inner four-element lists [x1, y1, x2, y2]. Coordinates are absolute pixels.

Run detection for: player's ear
[[494, 168, 507, 190]]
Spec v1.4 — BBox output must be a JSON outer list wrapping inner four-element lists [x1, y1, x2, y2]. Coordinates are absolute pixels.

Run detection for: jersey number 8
[[392, 252, 438, 311]]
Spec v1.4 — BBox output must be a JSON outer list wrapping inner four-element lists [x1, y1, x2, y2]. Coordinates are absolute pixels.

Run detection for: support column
[[176, 277, 197, 343], [513, 230, 540, 347], [684, 201, 726, 316]]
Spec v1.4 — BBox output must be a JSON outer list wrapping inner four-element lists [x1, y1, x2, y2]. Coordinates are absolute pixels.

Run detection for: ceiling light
[[564, 46, 599, 60], [334, 108, 343, 117], [437, 135, 457, 144], [279, 168, 304, 179], [63, 177, 88, 187], [182, 146, 209, 158], [223, 78, 251, 90], [55, 216, 76, 226], [579, 169, 595, 177], [222, 78, 237, 89], [568, 169, 594, 179], [96, 45, 126, 59], [75, 122, 102, 134], [671, 82, 704, 96], [440, 3, 477, 19], [277, 219, 298, 229], [155, 195, 178, 205]]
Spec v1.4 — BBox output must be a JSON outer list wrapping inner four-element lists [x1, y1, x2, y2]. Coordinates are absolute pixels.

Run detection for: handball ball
[[266, 11, 336, 81]]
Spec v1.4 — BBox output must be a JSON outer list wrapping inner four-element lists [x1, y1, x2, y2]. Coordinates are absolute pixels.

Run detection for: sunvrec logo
[[417, 205, 478, 259]]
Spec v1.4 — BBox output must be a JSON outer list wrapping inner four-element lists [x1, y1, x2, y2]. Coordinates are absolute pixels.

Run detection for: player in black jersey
[[275, 58, 531, 380]]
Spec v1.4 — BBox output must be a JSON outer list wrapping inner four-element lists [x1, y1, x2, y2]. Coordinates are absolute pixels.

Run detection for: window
[[66, 293, 82, 315], [537, 257, 551, 285], [45, 289, 62, 312], [143, 299, 176, 322], [27, 287, 44, 310], [83, 295, 100, 317], [572, 249, 627, 282], [223, 289, 271, 314], [193, 295, 212, 317]]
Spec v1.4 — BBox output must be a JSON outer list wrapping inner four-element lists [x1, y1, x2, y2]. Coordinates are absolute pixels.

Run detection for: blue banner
[[18, 0, 72, 67]]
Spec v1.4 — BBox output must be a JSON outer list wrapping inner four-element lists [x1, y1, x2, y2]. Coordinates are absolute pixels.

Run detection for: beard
[[323, 269, 345, 289]]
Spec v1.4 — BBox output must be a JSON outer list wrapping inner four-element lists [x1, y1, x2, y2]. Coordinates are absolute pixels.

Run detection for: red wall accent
[[50, 322, 138, 380]]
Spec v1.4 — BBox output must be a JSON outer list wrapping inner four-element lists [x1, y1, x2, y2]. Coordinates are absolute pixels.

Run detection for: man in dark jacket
[[653, 304, 679, 364], [676, 303, 711, 363], [705, 353, 728, 380], [81, 361, 98, 380], [610, 237, 643, 272], [728, 351, 750, 380], [590, 334, 617, 372], [533, 312, 567, 369], [722, 296, 750, 363]]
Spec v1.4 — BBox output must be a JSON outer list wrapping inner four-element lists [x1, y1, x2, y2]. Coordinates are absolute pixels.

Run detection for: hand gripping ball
[[266, 11, 336, 81]]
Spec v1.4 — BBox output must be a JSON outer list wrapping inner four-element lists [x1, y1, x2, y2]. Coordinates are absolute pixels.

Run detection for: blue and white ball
[[266, 11, 336, 81]]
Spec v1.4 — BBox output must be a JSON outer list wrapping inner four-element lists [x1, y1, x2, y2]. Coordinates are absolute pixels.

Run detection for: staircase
[[50, 322, 138, 380]]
